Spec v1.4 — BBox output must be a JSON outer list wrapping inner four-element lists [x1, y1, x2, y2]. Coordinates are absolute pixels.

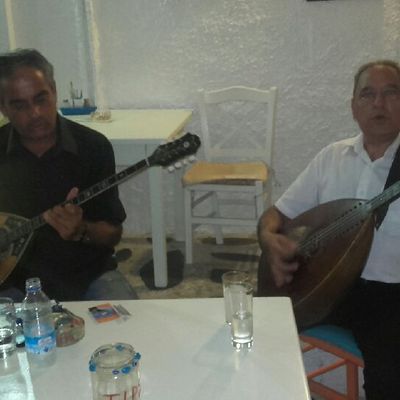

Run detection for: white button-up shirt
[[276, 133, 400, 282]]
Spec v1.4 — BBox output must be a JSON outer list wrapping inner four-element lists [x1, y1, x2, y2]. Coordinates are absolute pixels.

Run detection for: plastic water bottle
[[21, 277, 57, 367]]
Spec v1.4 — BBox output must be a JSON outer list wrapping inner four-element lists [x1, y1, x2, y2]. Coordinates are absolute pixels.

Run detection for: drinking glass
[[89, 342, 141, 400], [0, 297, 16, 359], [229, 282, 253, 349], [222, 271, 250, 324]]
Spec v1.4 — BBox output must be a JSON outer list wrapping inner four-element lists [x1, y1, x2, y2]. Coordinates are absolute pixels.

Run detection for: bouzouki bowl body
[[258, 199, 375, 330]]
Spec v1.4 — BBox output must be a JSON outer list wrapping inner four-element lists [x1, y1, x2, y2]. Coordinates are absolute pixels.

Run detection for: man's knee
[[84, 270, 138, 300]]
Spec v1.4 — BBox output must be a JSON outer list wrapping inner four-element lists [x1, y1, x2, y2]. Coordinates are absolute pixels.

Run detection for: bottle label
[[25, 331, 56, 355]]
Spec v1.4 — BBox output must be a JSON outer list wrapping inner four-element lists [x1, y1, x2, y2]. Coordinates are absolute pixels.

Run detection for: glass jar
[[89, 343, 141, 400]]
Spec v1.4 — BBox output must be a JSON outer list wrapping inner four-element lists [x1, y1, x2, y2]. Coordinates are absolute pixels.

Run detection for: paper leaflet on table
[[88, 303, 120, 323]]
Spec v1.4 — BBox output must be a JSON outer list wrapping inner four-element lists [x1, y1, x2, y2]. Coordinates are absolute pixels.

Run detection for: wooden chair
[[182, 86, 278, 264], [300, 325, 364, 400]]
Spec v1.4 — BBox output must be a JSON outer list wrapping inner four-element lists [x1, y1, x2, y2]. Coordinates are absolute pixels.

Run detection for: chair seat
[[301, 324, 362, 359], [182, 161, 268, 186]]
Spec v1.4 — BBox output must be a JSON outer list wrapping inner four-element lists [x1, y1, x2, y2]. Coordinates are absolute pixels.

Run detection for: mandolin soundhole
[[0, 214, 31, 259]]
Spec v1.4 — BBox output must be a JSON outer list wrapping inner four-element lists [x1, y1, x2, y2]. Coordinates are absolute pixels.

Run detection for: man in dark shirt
[[0, 48, 135, 301]]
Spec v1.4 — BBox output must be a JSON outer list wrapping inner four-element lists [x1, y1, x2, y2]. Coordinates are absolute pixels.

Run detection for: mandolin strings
[[0, 133, 201, 251]]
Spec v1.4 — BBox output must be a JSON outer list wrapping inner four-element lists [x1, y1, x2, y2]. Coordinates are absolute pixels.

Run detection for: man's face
[[352, 65, 400, 143], [0, 66, 58, 142]]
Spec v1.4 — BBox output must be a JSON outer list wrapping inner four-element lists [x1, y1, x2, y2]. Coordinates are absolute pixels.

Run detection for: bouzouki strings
[[299, 179, 400, 258]]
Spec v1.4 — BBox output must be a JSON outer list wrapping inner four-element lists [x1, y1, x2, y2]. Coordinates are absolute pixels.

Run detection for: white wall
[[1, 0, 399, 238], [0, 1, 8, 49]]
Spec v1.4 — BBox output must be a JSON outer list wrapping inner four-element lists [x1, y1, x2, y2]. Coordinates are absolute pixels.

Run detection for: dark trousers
[[0, 270, 138, 302], [324, 278, 400, 400]]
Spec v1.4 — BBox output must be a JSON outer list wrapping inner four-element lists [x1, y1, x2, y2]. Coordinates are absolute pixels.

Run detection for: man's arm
[[257, 206, 299, 288], [42, 187, 122, 248], [78, 220, 122, 248]]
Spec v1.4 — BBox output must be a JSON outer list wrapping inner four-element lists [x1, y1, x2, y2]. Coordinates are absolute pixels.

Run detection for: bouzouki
[[0, 132, 201, 285], [258, 180, 400, 330]]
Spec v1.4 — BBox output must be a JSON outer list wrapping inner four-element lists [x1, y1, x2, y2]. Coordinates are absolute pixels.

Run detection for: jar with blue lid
[[89, 343, 141, 399]]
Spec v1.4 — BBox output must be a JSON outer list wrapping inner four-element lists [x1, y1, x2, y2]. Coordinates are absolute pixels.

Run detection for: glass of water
[[229, 282, 253, 350], [222, 271, 250, 325], [0, 297, 16, 359]]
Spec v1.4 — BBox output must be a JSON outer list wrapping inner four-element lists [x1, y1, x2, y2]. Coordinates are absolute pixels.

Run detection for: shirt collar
[[6, 114, 78, 156], [340, 133, 364, 156], [382, 133, 400, 161], [342, 132, 400, 163], [58, 115, 78, 154]]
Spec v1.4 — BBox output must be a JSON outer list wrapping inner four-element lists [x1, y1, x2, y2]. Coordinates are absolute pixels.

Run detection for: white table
[[66, 109, 193, 287], [1, 297, 310, 400]]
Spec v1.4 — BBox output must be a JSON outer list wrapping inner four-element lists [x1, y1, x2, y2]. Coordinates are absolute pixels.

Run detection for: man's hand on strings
[[43, 187, 85, 241], [261, 231, 299, 288]]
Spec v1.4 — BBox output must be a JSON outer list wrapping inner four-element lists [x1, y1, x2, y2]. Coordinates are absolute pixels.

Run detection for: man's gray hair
[[0, 48, 55, 103], [353, 60, 400, 94]]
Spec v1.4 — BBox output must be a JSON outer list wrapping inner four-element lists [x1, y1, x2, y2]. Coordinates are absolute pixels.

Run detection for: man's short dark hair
[[0, 48, 55, 103], [353, 60, 400, 95]]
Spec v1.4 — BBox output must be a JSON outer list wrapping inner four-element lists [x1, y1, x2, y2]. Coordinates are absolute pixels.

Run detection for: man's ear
[[50, 80, 57, 95], [350, 97, 357, 121]]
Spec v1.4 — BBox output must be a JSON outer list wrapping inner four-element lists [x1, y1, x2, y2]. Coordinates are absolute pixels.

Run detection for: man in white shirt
[[258, 60, 400, 400]]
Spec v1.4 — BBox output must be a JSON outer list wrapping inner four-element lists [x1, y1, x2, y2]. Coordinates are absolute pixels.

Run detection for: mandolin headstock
[[148, 133, 201, 167]]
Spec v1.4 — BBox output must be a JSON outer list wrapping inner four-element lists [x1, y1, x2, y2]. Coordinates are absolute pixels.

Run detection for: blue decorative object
[[60, 107, 97, 116]]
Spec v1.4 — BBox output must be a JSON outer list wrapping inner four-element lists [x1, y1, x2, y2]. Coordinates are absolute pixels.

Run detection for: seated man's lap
[[0, 271, 138, 301], [84, 270, 138, 300]]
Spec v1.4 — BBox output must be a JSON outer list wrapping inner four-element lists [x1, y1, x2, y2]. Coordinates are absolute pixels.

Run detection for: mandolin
[[258, 179, 400, 330], [0, 132, 201, 285]]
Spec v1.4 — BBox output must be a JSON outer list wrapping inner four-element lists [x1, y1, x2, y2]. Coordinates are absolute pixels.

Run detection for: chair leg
[[301, 334, 363, 400], [184, 188, 194, 264], [210, 192, 224, 244], [255, 181, 265, 219], [346, 362, 359, 400]]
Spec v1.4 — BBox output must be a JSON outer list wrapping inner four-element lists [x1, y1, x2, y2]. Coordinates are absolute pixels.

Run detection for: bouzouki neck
[[299, 179, 400, 258]]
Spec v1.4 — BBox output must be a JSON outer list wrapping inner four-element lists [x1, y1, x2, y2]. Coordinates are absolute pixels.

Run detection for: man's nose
[[29, 103, 41, 117], [373, 92, 386, 107]]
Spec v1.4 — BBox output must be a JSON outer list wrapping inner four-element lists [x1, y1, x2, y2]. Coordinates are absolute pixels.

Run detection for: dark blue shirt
[[0, 116, 126, 300]]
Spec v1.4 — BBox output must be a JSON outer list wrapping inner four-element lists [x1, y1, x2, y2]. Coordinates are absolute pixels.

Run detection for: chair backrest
[[198, 86, 277, 167]]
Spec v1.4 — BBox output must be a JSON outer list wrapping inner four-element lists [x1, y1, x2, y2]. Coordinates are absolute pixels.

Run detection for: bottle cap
[[25, 277, 42, 292]]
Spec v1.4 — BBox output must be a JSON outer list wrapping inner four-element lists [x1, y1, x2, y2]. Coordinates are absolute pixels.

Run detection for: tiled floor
[[115, 234, 260, 299]]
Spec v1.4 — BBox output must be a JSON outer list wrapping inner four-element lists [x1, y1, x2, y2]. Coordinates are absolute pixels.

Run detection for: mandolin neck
[[5, 159, 150, 246]]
